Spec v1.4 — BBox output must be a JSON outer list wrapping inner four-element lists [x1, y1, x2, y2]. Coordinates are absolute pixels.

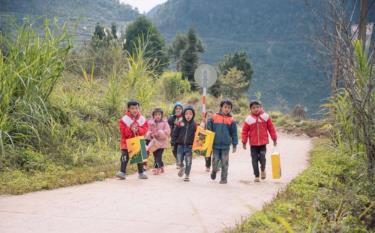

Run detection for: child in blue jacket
[[207, 100, 238, 184]]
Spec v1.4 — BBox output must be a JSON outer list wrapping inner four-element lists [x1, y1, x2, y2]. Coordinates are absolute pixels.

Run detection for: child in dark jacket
[[207, 100, 238, 184], [241, 101, 277, 182], [172, 106, 197, 182], [116, 100, 149, 180], [168, 102, 184, 167]]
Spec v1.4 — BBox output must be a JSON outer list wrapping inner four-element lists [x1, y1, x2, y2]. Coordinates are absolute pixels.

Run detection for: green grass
[[269, 111, 328, 137], [227, 140, 375, 233]]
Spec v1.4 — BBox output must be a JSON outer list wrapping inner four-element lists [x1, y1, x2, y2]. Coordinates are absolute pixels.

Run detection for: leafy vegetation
[[0, 20, 186, 195], [228, 140, 375, 233]]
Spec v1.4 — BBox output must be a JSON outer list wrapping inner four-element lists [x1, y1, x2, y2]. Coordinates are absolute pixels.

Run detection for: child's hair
[[152, 108, 164, 117], [127, 100, 139, 108], [249, 100, 262, 108], [220, 99, 233, 109], [205, 110, 214, 118]]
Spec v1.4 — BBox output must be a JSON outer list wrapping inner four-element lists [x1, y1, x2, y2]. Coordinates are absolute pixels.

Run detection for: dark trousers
[[250, 145, 267, 177], [120, 149, 144, 174], [205, 156, 212, 169], [153, 148, 165, 168], [212, 149, 230, 181], [172, 144, 178, 159]]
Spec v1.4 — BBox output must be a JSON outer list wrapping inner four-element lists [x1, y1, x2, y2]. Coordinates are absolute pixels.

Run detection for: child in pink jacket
[[146, 108, 171, 175]]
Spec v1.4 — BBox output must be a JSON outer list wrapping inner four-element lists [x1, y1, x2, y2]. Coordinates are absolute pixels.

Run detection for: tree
[[124, 16, 168, 74], [210, 51, 253, 97], [219, 68, 250, 100], [168, 33, 188, 71], [91, 22, 117, 50], [179, 28, 204, 89], [111, 22, 118, 39]]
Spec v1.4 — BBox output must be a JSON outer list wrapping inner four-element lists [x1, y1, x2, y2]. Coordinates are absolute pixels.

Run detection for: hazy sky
[[119, 0, 167, 13]]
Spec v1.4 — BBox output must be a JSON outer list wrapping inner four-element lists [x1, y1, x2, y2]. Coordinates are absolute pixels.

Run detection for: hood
[[172, 102, 183, 116], [182, 106, 195, 122]]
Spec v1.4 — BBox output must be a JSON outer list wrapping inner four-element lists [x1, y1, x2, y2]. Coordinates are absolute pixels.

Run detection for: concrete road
[[0, 133, 312, 233]]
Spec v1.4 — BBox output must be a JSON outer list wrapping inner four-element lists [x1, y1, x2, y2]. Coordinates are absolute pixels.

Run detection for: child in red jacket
[[241, 101, 277, 182], [116, 100, 149, 180]]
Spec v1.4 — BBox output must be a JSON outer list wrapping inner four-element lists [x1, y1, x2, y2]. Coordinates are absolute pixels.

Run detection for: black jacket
[[172, 106, 197, 146], [168, 102, 184, 136]]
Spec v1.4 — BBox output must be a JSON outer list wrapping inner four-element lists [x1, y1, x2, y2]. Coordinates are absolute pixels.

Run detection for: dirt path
[[0, 133, 312, 233]]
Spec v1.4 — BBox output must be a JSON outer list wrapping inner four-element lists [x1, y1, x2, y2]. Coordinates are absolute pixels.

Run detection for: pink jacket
[[146, 119, 171, 149]]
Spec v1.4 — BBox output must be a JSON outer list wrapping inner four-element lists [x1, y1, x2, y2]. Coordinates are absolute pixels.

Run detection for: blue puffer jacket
[[207, 112, 238, 150]]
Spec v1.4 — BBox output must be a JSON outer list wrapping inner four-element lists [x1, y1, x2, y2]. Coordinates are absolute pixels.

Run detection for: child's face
[[206, 112, 213, 119], [221, 104, 232, 115], [128, 105, 139, 116], [154, 112, 162, 121], [175, 106, 183, 116], [250, 104, 261, 115], [184, 110, 193, 121]]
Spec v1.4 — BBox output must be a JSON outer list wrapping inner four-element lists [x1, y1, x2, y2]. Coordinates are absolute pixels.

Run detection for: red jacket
[[241, 111, 277, 146], [119, 112, 148, 150]]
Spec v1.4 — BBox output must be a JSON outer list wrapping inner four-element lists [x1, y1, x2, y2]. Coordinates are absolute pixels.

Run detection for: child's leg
[[220, 149, 230, 181], [137, 163, 144, 174], [173, 144, 178, 159], [205, 155, 211, 169], [159, 149, 165, 168], [177, 145, 184, 168], [154, 149, 164, 168], [153, 150, 159, 168], [259, 146, 267, 172], [120, 149, 129, 173], [212, 149, 220, 172], [184, 147, 193, 176], [250, 146, 261, 178]]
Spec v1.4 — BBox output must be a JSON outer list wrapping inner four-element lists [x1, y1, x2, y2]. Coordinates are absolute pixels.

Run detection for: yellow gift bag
[[192, 126, 215, 158], [271, 149, 281, 179], [126, 136, 148, 164]]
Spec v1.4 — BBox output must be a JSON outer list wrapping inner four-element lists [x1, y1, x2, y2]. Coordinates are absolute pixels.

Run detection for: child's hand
[[273, 140, 277, 146], [242, 143, 247, 150], [131, 124, 138, 133], [232, 146, 237, 153]]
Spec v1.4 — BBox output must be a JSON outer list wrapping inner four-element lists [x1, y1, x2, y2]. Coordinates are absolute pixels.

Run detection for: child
[[241, 101, 277, 182], [200, 110, 214, 172], [168, 102, 184, 168], [172, 106, 197, 182], [116, 100, 149, 180], [146, 108, 171, 175], [207, 100, 238, 184]]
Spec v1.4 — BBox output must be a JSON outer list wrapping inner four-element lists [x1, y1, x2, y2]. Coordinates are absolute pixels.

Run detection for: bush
[[161, 71, 191, 101]]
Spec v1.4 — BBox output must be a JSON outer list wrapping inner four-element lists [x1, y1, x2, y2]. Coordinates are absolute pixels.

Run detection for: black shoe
[[211, 171, 217, 180], [219, 180, 227, 184]]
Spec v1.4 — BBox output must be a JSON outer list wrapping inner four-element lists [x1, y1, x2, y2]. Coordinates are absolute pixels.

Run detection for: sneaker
[[254, 177, 260, 182], [160, 167, 165, 173], [184, 176, 190, 182], [211, 171, 217, 180], [205, 167, 210, 172], [138, 173, 148, 179], [220, 180, 227, 184], [261, 171, 266, 180], [178, 167, 184, 177], [115, 171, 126, 180]]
